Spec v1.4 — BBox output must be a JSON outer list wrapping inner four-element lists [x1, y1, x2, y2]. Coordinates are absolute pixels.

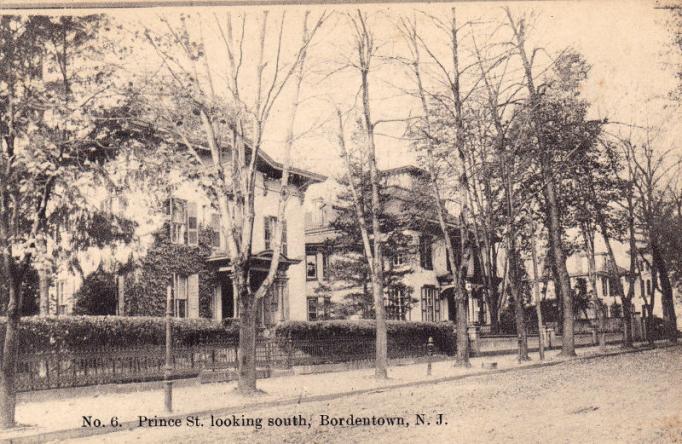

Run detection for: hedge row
[[0, 316, 239, 352], [0, 317, 455, 354], [274, 320, 455, 354]]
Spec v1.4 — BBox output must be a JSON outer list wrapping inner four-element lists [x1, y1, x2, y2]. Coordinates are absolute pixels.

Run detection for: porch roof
[[207, 250, 301, 272]]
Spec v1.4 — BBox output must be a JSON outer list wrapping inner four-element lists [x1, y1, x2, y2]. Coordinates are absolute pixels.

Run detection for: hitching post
[[426, 336, 434, 376], [164, 284, 173, 412]]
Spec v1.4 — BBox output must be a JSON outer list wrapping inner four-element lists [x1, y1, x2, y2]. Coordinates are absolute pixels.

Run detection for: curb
[[4, 342, 677, 443]]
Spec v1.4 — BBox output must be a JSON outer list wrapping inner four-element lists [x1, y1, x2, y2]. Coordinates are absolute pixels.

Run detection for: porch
[[207, 250, 300, 327]]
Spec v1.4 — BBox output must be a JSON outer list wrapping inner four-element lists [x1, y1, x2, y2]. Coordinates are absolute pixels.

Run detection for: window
[[322, 296, 330, 319], [306, 254, 317, 280], [210, 213, 222, 249], [307, 297, 318, 321], [168, 198, 198, 246], [386, 288, 409, 321], [56, 281, 66, 315], [281, 221, 287, 256], [174, 274, 188, 318], [392, 253, 407, 267], [608, 275, 619, 296], [265, 217, 287, 255], [269, 280, 285, 313], [321, 253, 329, 280], [306, 296, 330, 321], [419, 236, 433, 270], [420, 286, 440, 322], [187, 202, 198, 245]]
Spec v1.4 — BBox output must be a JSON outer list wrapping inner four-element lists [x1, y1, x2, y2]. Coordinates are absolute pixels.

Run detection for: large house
[[304, 166, 485, 324], [200, 150, 325, 325], [48, 148, 325, 326]]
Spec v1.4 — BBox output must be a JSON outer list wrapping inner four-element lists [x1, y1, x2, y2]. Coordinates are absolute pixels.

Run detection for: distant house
[[304, 166, 486, 324], [540, 238, 682, 330]]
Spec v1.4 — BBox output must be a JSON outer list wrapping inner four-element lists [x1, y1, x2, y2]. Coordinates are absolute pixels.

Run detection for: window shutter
[[281, 220, 287, 256], [210, 213, 221, 248], [264, 217, 273, 250], [188, 274, 199, 319], [187, 202, 198, 246]]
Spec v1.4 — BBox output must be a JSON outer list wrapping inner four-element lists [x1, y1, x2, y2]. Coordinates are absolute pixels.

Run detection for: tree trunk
[[455, 293, 469, 366], [488, 288, 501, 335], [236, 267, 258, 394], [37, 237, 49, 316], [580, 227, 606, 349], [598, 221, 633, 348], [623, 195, 639, 348], [651, 241, 678, 343], [0, 278, 21, 428], [355, 11, 388, 378], [506, 8, 574, 356], [38, 268, 49, 316], [544, 181, 575, 356], [511, 262, 530, 361], [402, 17, 467, 367], [504, 160, 529, 361], [622, 299, 633, 347], [530, 225, 545, 360]]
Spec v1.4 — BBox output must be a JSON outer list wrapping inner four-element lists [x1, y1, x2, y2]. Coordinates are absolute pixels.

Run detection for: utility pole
[[164, 284, 173, 412], [530, 223, 546, 360]]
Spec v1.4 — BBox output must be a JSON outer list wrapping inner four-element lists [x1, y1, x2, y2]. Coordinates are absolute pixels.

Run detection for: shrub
[[0, 316, 239, 352], [73, 265, 118, 315], [274, 320, 455, 355]]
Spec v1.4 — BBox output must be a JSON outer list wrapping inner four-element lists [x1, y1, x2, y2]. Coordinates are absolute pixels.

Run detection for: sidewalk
[[0, 341, 672, 443]]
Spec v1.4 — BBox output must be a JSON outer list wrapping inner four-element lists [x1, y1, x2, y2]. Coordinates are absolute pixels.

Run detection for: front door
[[447, 290, 456, 322], [220, 274, 234, 319]]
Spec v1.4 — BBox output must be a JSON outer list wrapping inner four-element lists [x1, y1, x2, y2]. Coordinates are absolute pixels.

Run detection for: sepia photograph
[[0, 0, 681, 442]]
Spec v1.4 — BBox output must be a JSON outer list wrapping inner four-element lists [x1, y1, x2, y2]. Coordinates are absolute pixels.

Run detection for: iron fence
[[16, 337, 440, 392]]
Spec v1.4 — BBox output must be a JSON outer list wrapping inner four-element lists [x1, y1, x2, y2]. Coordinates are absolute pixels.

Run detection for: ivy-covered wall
[[124, 225, 219, 318]]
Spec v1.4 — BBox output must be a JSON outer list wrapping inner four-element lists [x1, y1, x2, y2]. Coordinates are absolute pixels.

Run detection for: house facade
[[48, 149, 325, 326], [200, 150, 325, 325], [304, 166, 485, 324], [536, 235, 682, 331]]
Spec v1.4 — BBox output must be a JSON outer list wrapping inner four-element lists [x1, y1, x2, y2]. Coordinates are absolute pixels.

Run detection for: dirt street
[[70, 347, 682, 444]]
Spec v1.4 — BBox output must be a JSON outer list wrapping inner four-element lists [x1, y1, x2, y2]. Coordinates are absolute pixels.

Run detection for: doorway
[[220, 273, 234, 319]]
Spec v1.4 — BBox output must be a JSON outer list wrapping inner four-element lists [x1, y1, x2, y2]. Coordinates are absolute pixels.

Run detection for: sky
[[8, 0, 681, 178]]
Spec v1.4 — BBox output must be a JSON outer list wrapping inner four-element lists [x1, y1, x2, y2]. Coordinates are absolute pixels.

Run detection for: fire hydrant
[[427, 336, 434, 376]]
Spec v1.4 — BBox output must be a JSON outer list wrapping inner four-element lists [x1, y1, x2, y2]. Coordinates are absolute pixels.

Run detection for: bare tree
[[341, 10, 389, 378], [140, 11, 326, 392], [622, 132, 679, 343], [505, 8, 576, 355], [397, 8, 483, 366]]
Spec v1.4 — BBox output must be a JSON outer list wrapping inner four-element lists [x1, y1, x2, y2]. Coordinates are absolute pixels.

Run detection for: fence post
[[286, 333, 294, 369], [426, 337, 434, 376], [467, 325, 480, 356], [164, 285, 173, 413]]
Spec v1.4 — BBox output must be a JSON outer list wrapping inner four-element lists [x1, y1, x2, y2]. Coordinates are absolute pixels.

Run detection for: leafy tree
[[72, 265, 118, 315], [322, 168, 417, 320], [0, 15, 135, 427]]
